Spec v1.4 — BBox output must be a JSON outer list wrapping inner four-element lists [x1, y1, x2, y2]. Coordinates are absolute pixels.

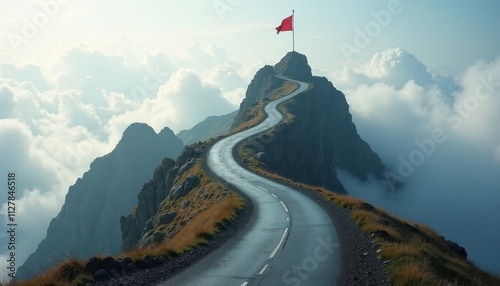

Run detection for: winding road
[[159, 75, 340, 286]]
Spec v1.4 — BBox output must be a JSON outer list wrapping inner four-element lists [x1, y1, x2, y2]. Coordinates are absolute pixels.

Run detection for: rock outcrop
[[120, 146, 203, 251], [236, 52, 385, 193], [231, 65, 284, 130], [17, 123, 184, 280]]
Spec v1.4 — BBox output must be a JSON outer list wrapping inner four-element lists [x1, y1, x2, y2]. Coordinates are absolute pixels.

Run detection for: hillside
[[176, 111, 237, 145], [15, 123, 184, 280], [9, 52, 500, 286], [235, 52, 385, 193]]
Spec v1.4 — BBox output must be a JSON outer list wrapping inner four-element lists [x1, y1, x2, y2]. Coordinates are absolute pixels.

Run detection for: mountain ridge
[[10, 52, 500, 286], [236, 51, 385, 193], [176, 111, 237, 145], [16, 123, 184, 280]]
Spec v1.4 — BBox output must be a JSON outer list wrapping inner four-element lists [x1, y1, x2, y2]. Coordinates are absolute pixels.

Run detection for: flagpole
[[292, 9, 295, 51]]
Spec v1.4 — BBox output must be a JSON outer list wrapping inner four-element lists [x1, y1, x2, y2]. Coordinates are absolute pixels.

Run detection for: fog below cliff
[[339, 157, 500, 274], [335, 49, 500, 274]]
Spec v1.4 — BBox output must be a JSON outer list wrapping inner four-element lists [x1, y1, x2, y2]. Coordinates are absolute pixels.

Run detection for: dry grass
[[232, 101, 265, 133], [269, 81, 299, 100], [232, 81, 299, 133], [8, 256, 92, 286], [11, 153, 244, 286], [240, 152, 500, 286], [161, 193, 242, 252], [391, 262, 440, 286], [121, 159, 244, 259]]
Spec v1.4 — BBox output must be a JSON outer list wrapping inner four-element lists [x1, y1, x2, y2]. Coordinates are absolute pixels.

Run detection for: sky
[[0, 0, 500, 281]]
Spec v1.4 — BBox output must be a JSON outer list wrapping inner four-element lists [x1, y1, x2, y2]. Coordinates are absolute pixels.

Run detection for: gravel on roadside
[[91, 181, 391, 286]]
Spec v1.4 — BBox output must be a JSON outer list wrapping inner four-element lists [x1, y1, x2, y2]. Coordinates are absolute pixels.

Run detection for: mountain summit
[[235, 51, 385, 193]]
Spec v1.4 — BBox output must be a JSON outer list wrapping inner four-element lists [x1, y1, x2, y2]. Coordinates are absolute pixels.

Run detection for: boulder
[[158, 212, 177, 225], [444, 239, 468, 259], [255, 152, 271, 164], [153, 231, 165, 244], [94, 269, 109, 280], [170, 175, 200, 201]]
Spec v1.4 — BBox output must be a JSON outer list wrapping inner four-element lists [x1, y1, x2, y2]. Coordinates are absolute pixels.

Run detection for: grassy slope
[[8, 81, 301, 286], [7, 143, 243, 286], [237, 86, 500, 286], [11, 79, 497, 286]]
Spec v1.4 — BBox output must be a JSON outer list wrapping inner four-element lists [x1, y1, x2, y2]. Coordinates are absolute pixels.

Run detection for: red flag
[[276, 15, 293, 34]]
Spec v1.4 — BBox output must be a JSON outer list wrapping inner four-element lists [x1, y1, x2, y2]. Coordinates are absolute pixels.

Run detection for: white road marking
[[269, 227, 289, 259], [280, 201, 289, 213], [271, 193, 277, 199], [287, 217, 290, 222], [241, 282, 249, 286], [258, 264, 269, 275], [257, 186, 269, 192]]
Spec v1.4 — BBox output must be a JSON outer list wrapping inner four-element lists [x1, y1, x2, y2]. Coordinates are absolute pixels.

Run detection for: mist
[[335, 48, 500, 274], [0, 43, 248, 281]]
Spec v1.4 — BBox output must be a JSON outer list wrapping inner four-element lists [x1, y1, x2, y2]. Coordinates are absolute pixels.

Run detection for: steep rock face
[[17, 123, 184, 279], [238, 52, 385, 193], [120, 146, 202, 251], [273, 51, 312, 82], [231, 65, 284, 129]]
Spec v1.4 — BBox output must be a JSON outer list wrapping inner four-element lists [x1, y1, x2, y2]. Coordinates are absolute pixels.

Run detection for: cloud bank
[[0, 43, 252, 279], [333, 48, 500, 274]]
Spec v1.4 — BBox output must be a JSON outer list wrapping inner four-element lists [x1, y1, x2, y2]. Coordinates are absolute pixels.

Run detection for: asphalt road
[[159, 75, 340, 286]]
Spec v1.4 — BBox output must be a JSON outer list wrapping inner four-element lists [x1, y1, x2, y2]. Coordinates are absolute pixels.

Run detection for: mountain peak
[[273, 51, 312, 81], [159, 126, 176, 138], [123, 122, 156, 138]]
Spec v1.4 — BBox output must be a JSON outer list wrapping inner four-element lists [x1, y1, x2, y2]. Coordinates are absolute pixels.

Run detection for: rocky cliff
[[120, 145, 200, 251], [120, 141, 236, 253], [17, 123, 184, 279], [236, 52, 385, 193]]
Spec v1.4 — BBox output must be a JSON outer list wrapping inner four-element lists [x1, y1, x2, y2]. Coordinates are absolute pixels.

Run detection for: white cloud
[[52, 45, 176, 107], [0, 62, 50, 91], [0, 85, 16, 118], [157, 69, 235, 128], [0, 43, 253, 281], [450, 58, 500, 148], [0, 119, 71, 277], [334, 47, 459, 95], [338, 49, 500, 272], [107, 68, 236, 135], [0, 119, 58, 192], [0, 188, 64, 273], [58, 90, 101, 130], [176, 43, 235, 71], [207, 64, 246, 91], [223, 87, 246, 106]]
